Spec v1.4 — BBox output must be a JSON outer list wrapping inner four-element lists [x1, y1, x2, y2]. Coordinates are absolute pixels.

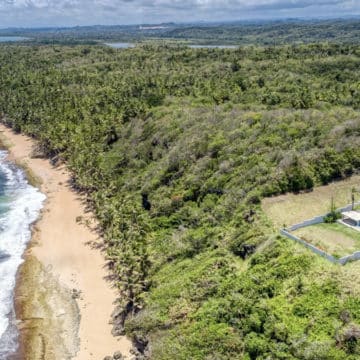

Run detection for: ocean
[[0, 150, 45, 359]]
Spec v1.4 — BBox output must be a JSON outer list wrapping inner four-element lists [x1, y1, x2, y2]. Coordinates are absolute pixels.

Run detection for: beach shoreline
[[0, 124, 132, 359]]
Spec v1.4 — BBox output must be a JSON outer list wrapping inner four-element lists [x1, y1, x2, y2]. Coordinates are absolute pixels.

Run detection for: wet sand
[[0, 124, 132, 359]]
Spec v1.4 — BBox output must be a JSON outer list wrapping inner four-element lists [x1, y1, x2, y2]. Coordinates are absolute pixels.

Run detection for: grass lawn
[[262, 175, 360, 228], [294, 223, 360, 258]]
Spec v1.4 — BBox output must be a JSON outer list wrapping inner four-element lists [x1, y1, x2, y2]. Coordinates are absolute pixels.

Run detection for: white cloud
[[0, 0, 358, 27]]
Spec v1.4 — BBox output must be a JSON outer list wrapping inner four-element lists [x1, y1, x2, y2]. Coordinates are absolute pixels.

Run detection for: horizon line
[[0, 14, 359, 31]]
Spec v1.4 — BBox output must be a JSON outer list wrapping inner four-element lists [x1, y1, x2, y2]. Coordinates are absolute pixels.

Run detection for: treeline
[[1, 19, 360, 45], [161, 19, 360, 45], [1, 43, 360, 358]]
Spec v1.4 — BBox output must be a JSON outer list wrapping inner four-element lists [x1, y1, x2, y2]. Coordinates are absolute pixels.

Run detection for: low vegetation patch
[[263, 176, 360, 228], [295, 223, 360, 258]]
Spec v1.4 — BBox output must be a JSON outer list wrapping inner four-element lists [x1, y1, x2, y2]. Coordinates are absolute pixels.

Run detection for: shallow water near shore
[[0, 150, 45, 359]]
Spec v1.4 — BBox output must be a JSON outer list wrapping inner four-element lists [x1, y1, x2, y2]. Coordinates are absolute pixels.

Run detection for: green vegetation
[[1, 19, 360, 45], [159, 19, 360, 46], [295, 223, 360, 258], [262, 175, 360, 228], [2, 41, 360, 358], [324, 212, 342, 224], [322, 223, 360, 244], [324, 197, 342, 223]]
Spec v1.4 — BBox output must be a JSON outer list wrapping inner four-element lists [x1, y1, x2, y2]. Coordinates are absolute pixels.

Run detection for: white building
[[342, 211, 360, 227]]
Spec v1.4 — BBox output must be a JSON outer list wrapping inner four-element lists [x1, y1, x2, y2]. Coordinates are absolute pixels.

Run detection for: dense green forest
[[2, 42, 360, 359], [160, 19, 360, 45], [2, 19, 360, 45]]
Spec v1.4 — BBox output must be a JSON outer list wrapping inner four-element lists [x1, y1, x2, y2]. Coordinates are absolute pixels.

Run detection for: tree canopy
[[1, 42, 360, 358]]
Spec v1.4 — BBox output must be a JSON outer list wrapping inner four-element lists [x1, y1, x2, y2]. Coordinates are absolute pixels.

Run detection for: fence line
[[339, 252, 360, 265], [287, 201, 360, 232], [280, 229, 339, 263], [288, 216, 324, 231], [281, 201, 360, 265]]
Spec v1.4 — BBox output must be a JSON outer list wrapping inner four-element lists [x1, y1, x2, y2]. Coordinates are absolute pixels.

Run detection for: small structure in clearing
[[262, 177, 360, 264], [342, 211, 360, 227]]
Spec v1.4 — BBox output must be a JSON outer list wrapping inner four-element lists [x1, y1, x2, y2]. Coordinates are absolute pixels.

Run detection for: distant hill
[[1, 18, 360, 45]]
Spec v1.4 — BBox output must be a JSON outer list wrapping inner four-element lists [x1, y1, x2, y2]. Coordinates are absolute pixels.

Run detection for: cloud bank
[[0, 0, 359, 27]]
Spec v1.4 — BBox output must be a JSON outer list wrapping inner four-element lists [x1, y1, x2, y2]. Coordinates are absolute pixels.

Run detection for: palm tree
[[351, 187, 360, 210]]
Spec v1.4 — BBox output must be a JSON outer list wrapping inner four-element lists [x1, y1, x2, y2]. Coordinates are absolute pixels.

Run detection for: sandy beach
[[0, 124, 132, 359]]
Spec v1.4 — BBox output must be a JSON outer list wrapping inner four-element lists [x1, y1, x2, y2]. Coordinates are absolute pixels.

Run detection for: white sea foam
[[0, 150, 46, 359]]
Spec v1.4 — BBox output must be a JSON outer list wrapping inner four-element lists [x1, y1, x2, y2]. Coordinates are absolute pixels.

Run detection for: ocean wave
[[0, 150, 46, 358], [0, 251, 10, 263]]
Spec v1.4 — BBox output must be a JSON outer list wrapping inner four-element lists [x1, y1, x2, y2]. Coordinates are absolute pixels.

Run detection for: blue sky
[[0, 0, 359, 27]]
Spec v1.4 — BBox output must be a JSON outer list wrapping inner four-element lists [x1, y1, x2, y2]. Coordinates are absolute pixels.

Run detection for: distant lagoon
[[188, 45, 238, 49], [105, 42, 135, 49], [104, 43, 238, 50], [0, 36, 28, 42]]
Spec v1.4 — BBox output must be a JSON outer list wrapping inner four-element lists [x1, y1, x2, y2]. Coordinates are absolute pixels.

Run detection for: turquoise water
[[0, 37, 28, 43], [104, 42, 135, 49], [104, 43, 238, 49], [188, 45, 238, 49], [0, 172, 10, 216], [0, 150, 45, 359]]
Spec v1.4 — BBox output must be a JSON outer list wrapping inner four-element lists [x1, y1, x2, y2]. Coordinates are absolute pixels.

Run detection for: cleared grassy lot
[[262, 175, 360, 228], [294, 223, 360, 257]]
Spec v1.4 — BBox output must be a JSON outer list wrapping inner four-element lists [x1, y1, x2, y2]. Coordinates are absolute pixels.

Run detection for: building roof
[[342, 211, 360, 222]]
